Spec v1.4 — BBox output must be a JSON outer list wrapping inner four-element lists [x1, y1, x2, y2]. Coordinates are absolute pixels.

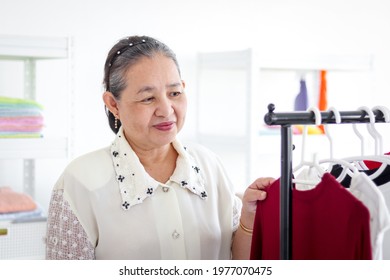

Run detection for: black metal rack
[[263, 103, 387, 260]]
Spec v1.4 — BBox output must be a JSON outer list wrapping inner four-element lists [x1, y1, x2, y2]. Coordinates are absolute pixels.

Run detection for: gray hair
[[103, 35, 181, 133]]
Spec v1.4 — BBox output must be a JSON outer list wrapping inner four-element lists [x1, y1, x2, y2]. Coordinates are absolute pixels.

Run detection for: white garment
[[294, 166, 321, 191], [46, 127, 241, 260], [349, 173, 390, 260]]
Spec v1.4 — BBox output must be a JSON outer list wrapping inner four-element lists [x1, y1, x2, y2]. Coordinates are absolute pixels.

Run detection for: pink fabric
[[0, 186, 37, 213], [0, 116, 44, 125], [250, 173, 372, 260], [0, 116, 44, 133], [0, 125, 43, 132]]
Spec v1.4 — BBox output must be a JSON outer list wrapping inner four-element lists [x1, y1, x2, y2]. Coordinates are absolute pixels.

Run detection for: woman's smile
[[153, 121, 175, 131]]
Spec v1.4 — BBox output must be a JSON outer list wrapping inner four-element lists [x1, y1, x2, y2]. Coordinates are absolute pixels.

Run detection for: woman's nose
[[155, 96, 174, 117]]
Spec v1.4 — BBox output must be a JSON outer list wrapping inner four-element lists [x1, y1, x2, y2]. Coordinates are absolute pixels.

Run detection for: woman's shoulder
[[55, 146, 114, 189], [66, 146, 112, 172]]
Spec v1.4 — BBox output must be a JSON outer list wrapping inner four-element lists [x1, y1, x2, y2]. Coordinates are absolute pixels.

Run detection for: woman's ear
[[103, 91, 119, 117]]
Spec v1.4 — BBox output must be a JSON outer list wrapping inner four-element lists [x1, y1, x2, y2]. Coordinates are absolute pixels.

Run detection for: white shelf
[[0, 137, 68, 159], [0, 35, 72, 259], [0, 34, 72, 202], [0, 35, 69, 59]]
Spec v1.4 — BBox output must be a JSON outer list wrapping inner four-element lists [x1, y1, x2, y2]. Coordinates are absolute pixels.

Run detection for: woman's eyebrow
[[137, 82, 181, 94], [166, 82, 182, 89], [137, 85, 155, 94]]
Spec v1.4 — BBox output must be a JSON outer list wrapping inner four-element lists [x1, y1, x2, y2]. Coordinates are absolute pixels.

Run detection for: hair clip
[[108, 38, 148, 68]]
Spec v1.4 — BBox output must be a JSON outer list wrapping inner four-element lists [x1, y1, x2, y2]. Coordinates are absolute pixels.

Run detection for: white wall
[[1, 0, 390, 208]]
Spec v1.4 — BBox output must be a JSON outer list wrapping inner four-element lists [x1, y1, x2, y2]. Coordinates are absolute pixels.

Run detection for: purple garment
[[294, 79, 308, 111]]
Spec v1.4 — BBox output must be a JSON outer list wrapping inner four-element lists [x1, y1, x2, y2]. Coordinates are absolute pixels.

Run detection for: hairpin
[[108, 39, 147, 68]]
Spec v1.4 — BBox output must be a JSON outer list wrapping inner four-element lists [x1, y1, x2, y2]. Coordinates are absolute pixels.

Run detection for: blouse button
[[162, 187, 169, 192], [172, 230, 180, 239]]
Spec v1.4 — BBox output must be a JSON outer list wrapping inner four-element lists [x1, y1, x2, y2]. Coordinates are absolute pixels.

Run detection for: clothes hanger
[[345, 106, 385, 160], [352, 120, 365, 156], [373, 105, 390, 122], [342, 106, 390, 181], [361, 106, 382, 155], [319, 106, 359, 182], [360, 105, 390, 181], [293, 107, 325, 186], [372, 105, 390, 155], [324, 106, 341, 160], [293, 107, 359, 186]]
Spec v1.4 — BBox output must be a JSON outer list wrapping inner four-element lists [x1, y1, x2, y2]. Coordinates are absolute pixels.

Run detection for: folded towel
[[0, 108, 43, 118], [0, 116, 44, 125], [0, 186, 37, 213], [0, 96, 44, 110], [0, 96, 44, 119], [0, 97, 45, 135], [0, 132, 42, 138], [0, 125, 44, 132]]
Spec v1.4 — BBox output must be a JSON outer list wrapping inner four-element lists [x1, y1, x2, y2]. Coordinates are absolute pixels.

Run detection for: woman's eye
[[141, 97, 154, 103], [171, 91, 182, 97]]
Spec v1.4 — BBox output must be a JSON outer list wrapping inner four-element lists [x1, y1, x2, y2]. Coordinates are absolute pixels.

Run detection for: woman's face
[[115, 53, 186, 151]]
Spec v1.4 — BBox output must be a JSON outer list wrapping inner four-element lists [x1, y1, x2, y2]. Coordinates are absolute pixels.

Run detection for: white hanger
[[372, 105, 390, 155], [343, 106, 390, 180], [320, 157, 359, 182], [351, 106, 380, 156], [294, 106, 322, 171], [352, 121, 365, 156], [361, 105, 390, 180], [359, 106, 381, 155], [320, 106, 359, 182], [293, 107, 325, 186], [324, 106, 341, 159], [373, 105, 390, 123]]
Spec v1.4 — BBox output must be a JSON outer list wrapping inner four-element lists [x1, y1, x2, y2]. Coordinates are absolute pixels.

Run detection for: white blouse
[[46, 127, 242, 260]]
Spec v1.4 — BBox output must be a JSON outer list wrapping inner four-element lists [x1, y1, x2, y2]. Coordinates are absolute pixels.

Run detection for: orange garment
[[318, 70, 327, 133]]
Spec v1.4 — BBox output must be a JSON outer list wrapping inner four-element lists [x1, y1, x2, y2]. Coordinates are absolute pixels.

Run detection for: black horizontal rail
[[264, 103, 386, 126]]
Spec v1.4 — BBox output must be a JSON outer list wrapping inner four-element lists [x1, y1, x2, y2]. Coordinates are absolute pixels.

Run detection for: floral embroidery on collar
[[111, 127, 207, 210]]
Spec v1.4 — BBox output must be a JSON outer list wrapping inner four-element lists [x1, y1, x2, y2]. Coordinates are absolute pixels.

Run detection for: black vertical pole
[[280, 125, 293, 260]]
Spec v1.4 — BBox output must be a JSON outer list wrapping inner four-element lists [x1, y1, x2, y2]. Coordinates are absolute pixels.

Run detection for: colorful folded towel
[[0, 96, 44, 109], [0, 116, 44, 125], [0, 96, 44, 137]]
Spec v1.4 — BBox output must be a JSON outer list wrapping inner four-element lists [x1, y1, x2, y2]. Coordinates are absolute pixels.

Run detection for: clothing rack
[[263, 103, 387, 260]]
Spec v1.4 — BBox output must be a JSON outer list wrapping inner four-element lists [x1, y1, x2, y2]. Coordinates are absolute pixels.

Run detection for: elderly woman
[[45, 35, 274, 260]]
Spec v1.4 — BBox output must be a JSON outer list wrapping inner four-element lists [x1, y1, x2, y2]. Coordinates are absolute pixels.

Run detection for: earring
[[114, 117, 118, 129]]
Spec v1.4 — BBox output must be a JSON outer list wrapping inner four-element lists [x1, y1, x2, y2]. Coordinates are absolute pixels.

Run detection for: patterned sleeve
[[45, 189, 95, 260], [232, 195, 242, 232]]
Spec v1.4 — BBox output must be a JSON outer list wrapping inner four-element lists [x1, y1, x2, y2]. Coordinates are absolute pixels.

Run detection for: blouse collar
[[110, 126, 208, 210]]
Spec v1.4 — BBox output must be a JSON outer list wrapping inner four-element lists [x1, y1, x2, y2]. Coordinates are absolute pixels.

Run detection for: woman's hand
[[240, 177, 275, 226], [232, 177, 275, 259]]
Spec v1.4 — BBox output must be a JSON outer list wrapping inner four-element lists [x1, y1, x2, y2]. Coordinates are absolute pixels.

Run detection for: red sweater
[[250, 173, 372, 260]]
